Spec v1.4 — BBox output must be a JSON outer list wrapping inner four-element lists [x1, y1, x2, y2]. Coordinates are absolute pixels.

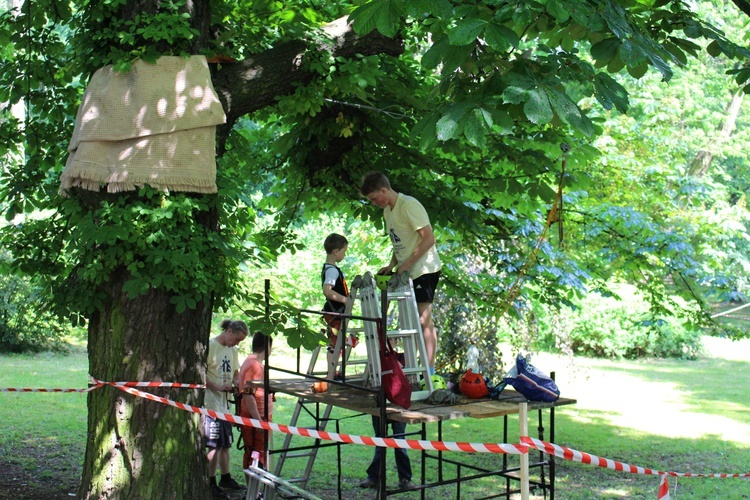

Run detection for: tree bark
[[211, 16, 403, 153], [79, 267, 213, 499], [76, 2, 403, 499], [731, 0, 750, 18]]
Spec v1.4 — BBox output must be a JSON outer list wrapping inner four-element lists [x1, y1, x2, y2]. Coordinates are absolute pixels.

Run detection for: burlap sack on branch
[[60, 55, 226, 194]]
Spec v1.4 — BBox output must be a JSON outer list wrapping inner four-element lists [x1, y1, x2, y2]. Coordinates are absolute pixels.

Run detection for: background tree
[[1, 0, 749, 498]]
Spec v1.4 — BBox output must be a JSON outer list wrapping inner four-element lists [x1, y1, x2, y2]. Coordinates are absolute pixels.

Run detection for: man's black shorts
[[204, 415, 234, 449], [413, 271, 440, 303]]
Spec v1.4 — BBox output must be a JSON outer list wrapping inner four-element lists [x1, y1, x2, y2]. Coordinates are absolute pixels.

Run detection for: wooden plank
[[519, 403, 530, 500], [250, 378, 576, 424]]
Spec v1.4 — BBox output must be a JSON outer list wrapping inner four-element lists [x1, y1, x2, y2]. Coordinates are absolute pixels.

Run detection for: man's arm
[[206, 379, 232, 392], [378, 253, 399, 275], [396, 224, 436, 275]]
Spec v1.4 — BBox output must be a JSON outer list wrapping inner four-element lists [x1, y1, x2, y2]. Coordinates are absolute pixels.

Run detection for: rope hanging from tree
[[492, 142, 569, 319], [436, 144, 570, 372]]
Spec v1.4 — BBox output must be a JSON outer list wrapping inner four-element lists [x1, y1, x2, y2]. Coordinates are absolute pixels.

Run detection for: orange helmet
[[459, 369, 489, 399]]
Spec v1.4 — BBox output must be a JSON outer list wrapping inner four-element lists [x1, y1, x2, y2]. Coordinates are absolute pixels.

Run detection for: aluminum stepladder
[[271, 279, 369, 493], [271, 273, 434, 494], [245, 452, 323, 500], [359, 271, 434, 400]]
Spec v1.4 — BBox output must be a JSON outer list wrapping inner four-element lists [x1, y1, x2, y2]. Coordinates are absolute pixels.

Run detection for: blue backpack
[[503, 354, 560, 402]]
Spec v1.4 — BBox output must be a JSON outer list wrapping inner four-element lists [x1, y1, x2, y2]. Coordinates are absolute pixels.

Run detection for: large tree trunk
[[79, 267, 214, 499]]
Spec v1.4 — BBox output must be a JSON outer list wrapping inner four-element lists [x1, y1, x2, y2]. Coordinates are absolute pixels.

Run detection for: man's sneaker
[[210, 483, 230, 498], [219, 476, 245, 491], [397, 478, 417, 491], [358, 477, 378, 489]]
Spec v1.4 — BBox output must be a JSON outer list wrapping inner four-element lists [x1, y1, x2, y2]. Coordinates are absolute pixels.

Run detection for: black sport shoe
[[210, 482, 230, 498], [358, 477, 378, 489], [219, 476, 245, 491], [397, 478, 417, 491]]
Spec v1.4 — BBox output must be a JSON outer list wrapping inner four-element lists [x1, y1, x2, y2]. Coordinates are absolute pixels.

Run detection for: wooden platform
[[254, 378, 576, 424]]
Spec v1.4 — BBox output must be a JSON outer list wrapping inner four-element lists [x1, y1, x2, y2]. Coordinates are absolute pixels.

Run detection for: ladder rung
[[283, 451, 317, 459], [285, 477, 306, 484], [309, 359, 369, 372], [387, 329, 419, 337]]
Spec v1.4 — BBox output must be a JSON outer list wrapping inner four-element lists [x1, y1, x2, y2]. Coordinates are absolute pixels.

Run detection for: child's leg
[[326, 328, 339, 379]]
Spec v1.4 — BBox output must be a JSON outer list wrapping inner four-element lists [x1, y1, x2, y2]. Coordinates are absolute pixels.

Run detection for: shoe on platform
[[210, 483, 231, 498], [359, 477, 378, 489], [219, 475, 245, 491], [397, 478, 417, 491]]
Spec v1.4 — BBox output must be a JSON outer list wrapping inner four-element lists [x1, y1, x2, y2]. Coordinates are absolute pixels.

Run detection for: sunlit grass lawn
[[1, 336, 749, 498], [519, 336, 750, 499]]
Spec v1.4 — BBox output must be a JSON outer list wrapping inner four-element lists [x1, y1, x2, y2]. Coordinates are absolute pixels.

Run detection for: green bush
[[536, 284, 704, 359], [434, 292, 509, 382], [0, 271, 70, 353]]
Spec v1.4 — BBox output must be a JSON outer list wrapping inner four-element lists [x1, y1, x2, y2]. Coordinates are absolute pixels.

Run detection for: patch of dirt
[[0, 445, 81, 500]]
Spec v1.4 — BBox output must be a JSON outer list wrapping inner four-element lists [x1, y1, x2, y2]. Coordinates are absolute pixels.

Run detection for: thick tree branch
[[211, 16, 404, 152], [731, 0, 750, 18]]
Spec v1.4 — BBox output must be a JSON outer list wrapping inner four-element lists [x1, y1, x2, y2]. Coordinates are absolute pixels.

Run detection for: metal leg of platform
[[550, 379, 556, 500], [335, 418, 343, 500], [437, 421, 444, 482], [412, 404, 559, 500], [420, 423, 427, 500], [538, 408, 547, 497]]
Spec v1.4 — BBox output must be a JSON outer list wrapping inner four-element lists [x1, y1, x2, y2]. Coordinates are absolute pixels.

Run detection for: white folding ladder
[[272, 281, 367, 490], [272, 274, 433, 491], [359, 272, 433, 400]]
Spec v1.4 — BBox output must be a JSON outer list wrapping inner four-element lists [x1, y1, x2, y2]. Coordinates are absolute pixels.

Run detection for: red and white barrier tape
[[0, 387, 85, 393], [1, 381, 524, 453], [6, 380, 750, 499], [521, 436, 750, 479], [658, 475, 671, 500], [115, 384, 527, 454], [522, 436, 667, 476], [1, 378, 204, 393], [89, 377, 204, 390]]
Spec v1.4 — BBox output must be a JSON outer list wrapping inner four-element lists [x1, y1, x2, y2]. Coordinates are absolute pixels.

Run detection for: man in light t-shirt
[[204, 319, 248, 498], [360, 171, 442, 373]]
